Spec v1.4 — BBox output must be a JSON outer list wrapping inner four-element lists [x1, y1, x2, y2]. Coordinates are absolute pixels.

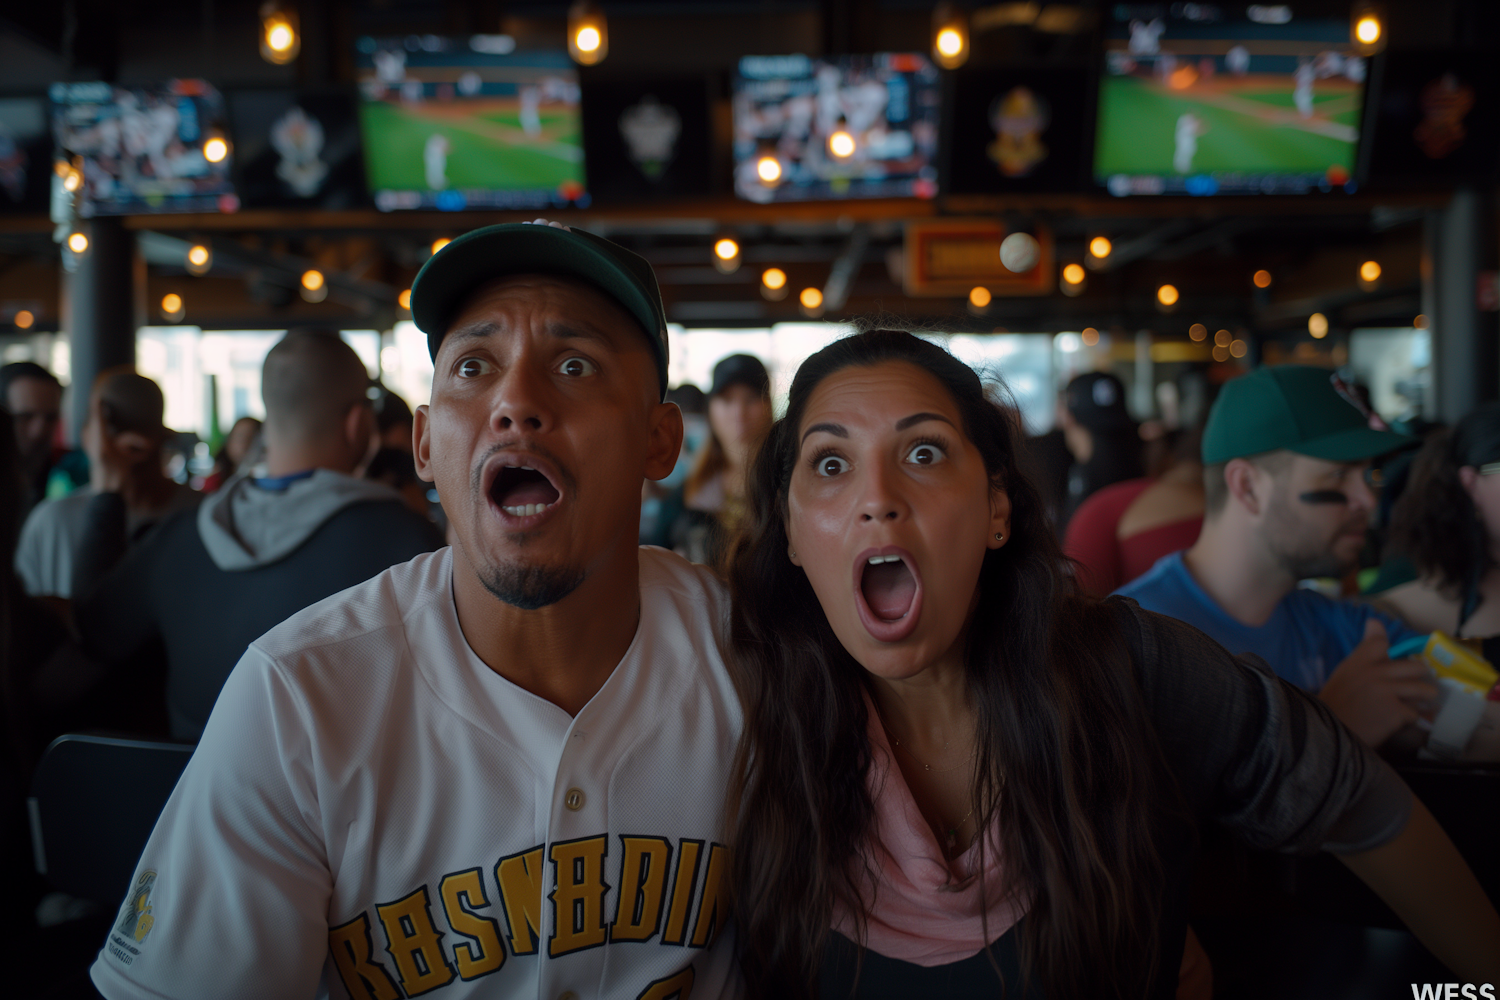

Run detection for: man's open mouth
[[489, 462, 561, 517]]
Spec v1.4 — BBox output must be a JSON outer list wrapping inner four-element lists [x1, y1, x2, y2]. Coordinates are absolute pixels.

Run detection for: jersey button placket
[[564, 787, 585, 811]]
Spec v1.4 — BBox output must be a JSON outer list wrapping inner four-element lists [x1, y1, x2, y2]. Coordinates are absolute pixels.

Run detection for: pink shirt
[[830, 693, 1029, 966]]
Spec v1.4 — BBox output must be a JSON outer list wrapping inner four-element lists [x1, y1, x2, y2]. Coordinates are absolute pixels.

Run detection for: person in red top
[[1064, 440, 1205, 596]]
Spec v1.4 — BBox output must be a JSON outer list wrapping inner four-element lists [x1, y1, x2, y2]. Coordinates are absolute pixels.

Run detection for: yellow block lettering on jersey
[[548, 834, 610, 956], [494, 846, 546, 956], [635, 965, 695, 1000], [438, 868, 505, 980], [375, 886, 457, 995], [689, 843, 730, 948], [611, 835, 672, 942], [660, 838, 703, 946], [329, 913, 403, 1000]]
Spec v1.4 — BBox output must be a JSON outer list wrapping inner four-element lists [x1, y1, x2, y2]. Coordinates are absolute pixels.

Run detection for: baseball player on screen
[[91, 220, 743, 999]]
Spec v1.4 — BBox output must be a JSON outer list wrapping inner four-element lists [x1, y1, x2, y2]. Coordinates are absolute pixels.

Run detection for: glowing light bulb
[[1089, 237, 1112, 259], [63, 168, 83, 193], [1360, 260, 1382, 283], [203, 137, 229, 164], [1356, 16, 1381, 44], [431, 238, 451, 255], [969, 287, 992, 308], [1157, 284, 1179, 307], [1062, 263, 1086, 285], [302, 269, 325, 292], [188, 246, 210, 268], [800, 287, 823, 310], [1253, 269, 1272, 288], [936, 28, 963, 57], [398, 289, 412, 310], [1309, 313, 1329, 338], [756, 156, 782, 185], [260, 8, 300, 65], [267, 22, 294, 52], [828, 130, 856, 159], [14, 310, 34, 330], [67, 232, 89, 254], [762, 268, 787, 291], [575, 26, 600, 52], [714, 238, 739, 261], [161, 293, 184, 317]]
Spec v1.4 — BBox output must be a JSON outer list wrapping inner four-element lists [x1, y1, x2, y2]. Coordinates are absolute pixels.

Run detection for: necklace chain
[[884, 720, 976, 773], [874, 707, 978, 854]]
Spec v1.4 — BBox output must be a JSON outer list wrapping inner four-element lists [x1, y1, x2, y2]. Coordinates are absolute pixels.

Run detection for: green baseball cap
[[1201, 365, 1415, 465], [410, 222, 670, 400]]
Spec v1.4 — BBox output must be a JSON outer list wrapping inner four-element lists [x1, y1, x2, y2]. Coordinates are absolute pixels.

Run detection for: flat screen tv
[[732, 53, 941, 203], [1094, 8, 1365, 196], [355, 36, 587, 211], [0, 96, 52, 215], [944, 67, 1093, 194], [1361, 50, 1500, 187], [579, 74, 714, 204], [228, 89, 368, 209], [51, 80, 238, 216]]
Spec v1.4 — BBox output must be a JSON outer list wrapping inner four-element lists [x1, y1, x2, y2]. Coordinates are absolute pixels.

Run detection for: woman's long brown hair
[[726, 331, 1173, 998]]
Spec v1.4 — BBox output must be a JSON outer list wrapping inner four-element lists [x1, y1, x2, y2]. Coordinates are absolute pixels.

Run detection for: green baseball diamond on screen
[[360, 100, 584, 191], [1095, 75, 1359, 176]]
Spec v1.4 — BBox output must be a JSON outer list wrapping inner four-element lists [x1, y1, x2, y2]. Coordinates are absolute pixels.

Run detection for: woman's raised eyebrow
[[801, 422, 848, 444], [894, 412, 956, 431]]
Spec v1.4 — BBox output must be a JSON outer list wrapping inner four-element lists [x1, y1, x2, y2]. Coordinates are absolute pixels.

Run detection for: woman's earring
[[993, 532, 1004, 542]]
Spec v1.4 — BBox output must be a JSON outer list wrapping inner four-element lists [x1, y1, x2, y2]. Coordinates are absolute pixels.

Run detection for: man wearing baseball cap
[[92, 222, 744, 999], [1117, 365, 1435, 747]]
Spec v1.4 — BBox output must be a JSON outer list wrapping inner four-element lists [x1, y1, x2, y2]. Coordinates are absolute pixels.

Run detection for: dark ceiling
[[0, 0, 1493, 339]]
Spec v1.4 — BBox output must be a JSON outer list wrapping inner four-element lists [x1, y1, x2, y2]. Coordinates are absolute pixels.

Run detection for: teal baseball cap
[[409, 222, 670, 400], [1201, 365, 1416, 465]]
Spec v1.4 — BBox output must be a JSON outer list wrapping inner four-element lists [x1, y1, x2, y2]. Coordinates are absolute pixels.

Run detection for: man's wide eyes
[[559, 356, 598, 377], [457, 358, 493, 378]]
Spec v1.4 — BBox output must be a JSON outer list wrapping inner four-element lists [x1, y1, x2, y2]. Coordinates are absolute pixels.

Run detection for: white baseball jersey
[[90, 545, 743, 1000]]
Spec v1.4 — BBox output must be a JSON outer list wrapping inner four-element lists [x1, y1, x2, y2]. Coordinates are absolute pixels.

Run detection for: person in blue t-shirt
[[1117, 365, 1436, 747]]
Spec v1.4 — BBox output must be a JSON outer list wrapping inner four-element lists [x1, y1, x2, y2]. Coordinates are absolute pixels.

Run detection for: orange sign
[[902, 219, 1054, 297]]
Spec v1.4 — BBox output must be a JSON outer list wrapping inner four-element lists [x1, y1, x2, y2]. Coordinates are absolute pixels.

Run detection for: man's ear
[[644, 401, 685, 482], [1224, 457, 1263, 516], [345, 403, 375, 461], [413, 404, 434, 483]]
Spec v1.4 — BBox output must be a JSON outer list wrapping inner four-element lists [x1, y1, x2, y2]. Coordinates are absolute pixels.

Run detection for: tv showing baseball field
[[355, 36, 587, 211], [1094, 9, 1365, 196]]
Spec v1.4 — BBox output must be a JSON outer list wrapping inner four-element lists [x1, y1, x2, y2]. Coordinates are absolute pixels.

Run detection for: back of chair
[[28, 734, 194, 909]]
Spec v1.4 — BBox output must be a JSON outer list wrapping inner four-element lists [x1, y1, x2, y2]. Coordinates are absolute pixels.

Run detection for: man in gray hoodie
[[73, 330, 443, 740]]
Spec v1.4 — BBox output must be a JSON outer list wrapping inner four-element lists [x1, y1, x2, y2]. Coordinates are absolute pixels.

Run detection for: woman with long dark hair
[[725, 330, 1500, 998], [1379, 402, 1500, 639]]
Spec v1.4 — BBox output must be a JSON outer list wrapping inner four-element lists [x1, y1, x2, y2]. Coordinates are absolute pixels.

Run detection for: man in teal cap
[[92, 221, 746, 1000], [1117, 365, 1436, 747]]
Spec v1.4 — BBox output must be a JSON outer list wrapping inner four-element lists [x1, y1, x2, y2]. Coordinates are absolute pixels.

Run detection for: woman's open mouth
[[852, 547, 923, 643]]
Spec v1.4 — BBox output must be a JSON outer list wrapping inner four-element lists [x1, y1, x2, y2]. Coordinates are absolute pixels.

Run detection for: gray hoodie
[[198, 468, 408, 571]]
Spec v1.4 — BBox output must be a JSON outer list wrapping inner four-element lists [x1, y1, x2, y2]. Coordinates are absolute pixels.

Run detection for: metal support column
[[1427, 186, 1489, 424], [65, 217, 139, 445]]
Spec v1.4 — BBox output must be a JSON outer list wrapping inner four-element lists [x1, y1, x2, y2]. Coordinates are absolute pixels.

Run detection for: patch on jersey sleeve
[[105, 870, 157, 967]]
